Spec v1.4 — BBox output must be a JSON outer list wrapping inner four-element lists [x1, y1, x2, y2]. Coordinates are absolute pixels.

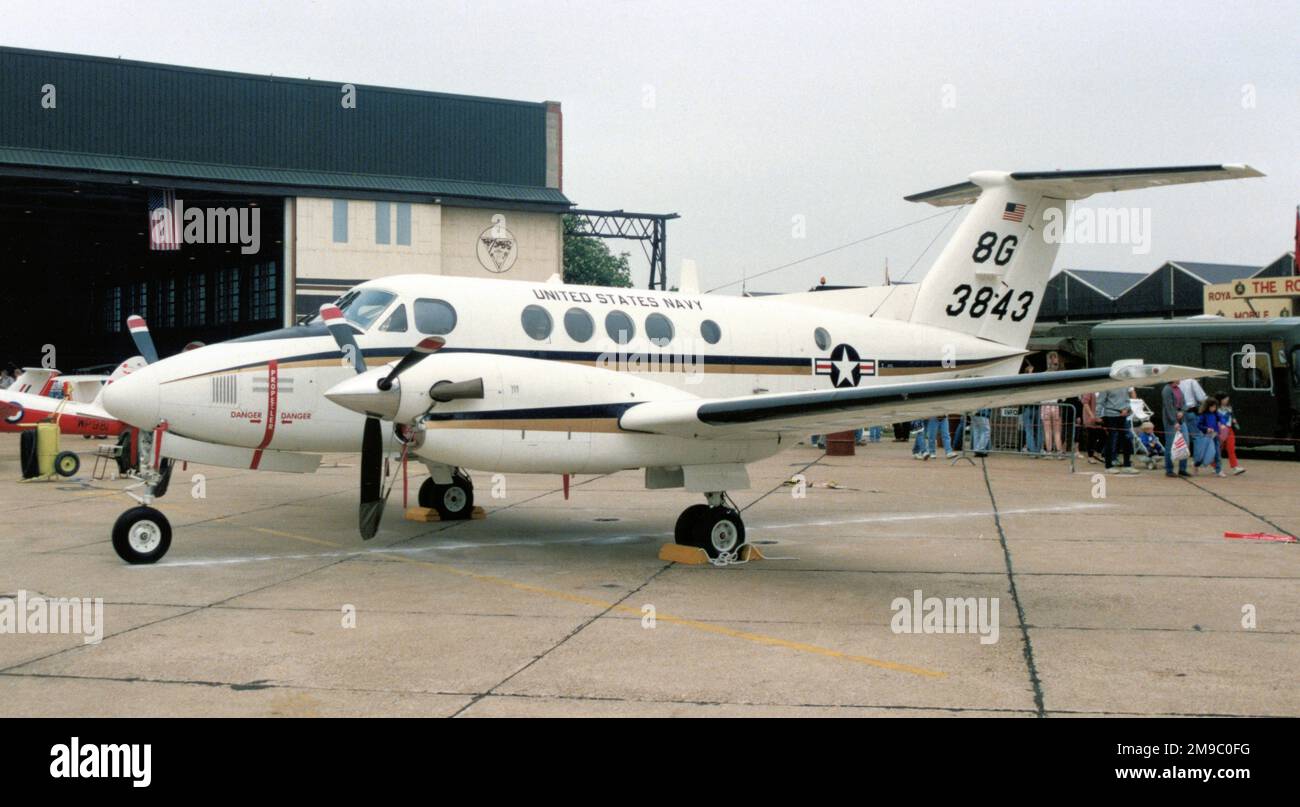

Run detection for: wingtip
[[1223, 163, 1265, 179]]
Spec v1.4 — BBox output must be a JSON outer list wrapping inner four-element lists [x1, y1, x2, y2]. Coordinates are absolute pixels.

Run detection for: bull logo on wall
[[477, 214, 518, 274]]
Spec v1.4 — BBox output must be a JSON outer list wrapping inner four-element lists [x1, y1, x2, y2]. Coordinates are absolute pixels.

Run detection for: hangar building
[[0, 47, 570, 368], [1037, 254, 1296, 323]]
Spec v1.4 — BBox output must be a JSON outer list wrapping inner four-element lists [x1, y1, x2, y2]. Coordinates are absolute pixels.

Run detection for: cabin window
[[700, 319, 722, 345], [564, 308, 594, 342], [414, 298, 457, 335], [814, 327, 831, 350], [379, 304, 408, 332], [1231, 351, 1272, 392], [606, 311, 635, 344], [645, 313, 674, 346], [521, 305, 553, 341]]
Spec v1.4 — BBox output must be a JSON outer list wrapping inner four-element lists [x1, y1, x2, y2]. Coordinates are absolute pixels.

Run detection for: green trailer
[[1087, 317, 1300, 450]]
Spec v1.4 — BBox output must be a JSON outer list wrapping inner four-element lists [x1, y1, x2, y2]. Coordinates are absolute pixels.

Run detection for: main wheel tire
[[674, 504, 710, 545], [433, 477, 474, 520], [54, 451, 80, 478], [690, 506, 746, 558], [418, 477, 438, 508], [111, 506, 172, 564], [19, 430, 40, 479]]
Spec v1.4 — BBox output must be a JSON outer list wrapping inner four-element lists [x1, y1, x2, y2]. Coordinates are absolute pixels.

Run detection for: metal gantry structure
[[564, 209, 680, 290]]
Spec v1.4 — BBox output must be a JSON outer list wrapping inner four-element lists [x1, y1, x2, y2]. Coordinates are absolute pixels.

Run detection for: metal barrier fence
[[959, 403, 1078, 472]]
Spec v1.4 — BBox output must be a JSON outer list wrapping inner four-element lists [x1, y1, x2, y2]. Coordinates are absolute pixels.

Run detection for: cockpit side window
[[379, 304, 408, 333], [309, 288, 397, 330]]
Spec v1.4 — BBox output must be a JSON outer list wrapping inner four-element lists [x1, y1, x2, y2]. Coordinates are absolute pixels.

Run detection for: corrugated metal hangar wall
[[0, 47, 569, 369]]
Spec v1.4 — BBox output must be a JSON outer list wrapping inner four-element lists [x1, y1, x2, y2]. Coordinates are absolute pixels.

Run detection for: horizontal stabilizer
[[905, 164, 1263, 206]]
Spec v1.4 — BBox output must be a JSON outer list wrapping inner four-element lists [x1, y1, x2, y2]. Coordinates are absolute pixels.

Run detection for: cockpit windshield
[[307, 288, 397, 331]]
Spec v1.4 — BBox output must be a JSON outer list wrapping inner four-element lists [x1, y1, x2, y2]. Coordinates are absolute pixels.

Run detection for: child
[[1138, 421, 1165, 457], [1194, 398, 1225, 477], [1217, 394, 1245, 475]]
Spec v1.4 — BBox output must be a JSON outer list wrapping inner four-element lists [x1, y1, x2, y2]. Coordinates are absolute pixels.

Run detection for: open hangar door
[[0, 176, 285, 373]]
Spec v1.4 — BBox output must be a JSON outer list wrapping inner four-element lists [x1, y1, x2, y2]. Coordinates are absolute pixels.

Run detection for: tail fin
[[12, 367, 59, 395], [907, 164, 1262, 348]]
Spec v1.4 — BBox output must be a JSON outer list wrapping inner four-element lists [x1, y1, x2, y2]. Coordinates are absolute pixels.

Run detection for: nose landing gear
[[673, 492, 746, 558], [109, 426, 175, 564]]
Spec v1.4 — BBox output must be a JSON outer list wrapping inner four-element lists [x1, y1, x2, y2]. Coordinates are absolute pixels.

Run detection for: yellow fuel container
[[35, 422, 60, 477]]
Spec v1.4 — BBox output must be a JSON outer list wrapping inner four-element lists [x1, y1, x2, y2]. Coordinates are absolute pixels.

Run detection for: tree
[[563, 215, 633, 288]]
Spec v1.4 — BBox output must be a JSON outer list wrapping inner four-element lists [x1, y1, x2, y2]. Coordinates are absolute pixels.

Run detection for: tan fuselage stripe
[[168, 354, 1011, 384], [426, 418, 623, 433]]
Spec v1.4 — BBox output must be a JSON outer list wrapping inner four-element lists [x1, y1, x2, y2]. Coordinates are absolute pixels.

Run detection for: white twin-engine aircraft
[[99, 164, 1256, 563]]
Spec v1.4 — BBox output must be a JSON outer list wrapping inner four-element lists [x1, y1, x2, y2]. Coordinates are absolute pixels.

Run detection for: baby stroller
[[1128, 398, 1163, 470]]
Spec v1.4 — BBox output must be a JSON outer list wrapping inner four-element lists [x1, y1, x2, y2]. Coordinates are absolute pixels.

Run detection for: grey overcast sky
[[6, 0, 1297, 291]]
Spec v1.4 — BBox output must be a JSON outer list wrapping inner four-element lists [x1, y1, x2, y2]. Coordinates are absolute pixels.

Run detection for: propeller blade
[[126, 315, 159, 364], [320, 304, 366, 374], [378, 336, 445, 391], [359, 415, 383, 539]]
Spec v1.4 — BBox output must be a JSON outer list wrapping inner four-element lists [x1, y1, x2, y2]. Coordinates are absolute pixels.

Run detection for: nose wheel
[[673, 493, 746, 558], [418, 469, 475, 520], [111, 506, 172, 564]]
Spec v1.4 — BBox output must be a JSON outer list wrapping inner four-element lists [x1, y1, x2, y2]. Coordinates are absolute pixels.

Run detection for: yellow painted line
[[217, 522, 945, 679], [243, 525, 343, 549], [381, 552, 946, 679]]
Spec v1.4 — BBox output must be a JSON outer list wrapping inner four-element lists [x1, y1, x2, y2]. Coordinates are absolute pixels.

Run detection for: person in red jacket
[[1217, 394, 1245, 475]]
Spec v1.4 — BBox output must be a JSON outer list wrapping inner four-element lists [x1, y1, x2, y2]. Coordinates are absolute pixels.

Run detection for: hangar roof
[[1168, 260, 1260, 284], [1057, 269, 1146, 299], [0, 47, 570, 209]]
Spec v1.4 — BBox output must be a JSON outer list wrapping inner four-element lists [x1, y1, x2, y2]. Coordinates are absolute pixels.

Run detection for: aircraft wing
[[618, 363, 1216, 439]]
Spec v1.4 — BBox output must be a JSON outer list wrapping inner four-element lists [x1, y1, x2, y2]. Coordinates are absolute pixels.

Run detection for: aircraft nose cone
[[324, 373, 400, 420], [101, 364, 161, 428]]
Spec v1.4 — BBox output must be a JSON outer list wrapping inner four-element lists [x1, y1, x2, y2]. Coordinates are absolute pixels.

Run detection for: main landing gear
[[418, 468, 475, 520], [674, 492, 745, 558]]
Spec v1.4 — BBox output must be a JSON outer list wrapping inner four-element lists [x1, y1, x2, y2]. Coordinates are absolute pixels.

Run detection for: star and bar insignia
[[814, 343, 876, 388]]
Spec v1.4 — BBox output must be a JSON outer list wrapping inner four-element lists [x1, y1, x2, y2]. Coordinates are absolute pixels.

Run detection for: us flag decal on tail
[[1002, 202, 1026, 223]]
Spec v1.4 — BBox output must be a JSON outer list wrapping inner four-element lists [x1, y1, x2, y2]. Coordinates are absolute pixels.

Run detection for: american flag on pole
[[1002, 202, 1026, 223], [148, 189, 180, 251]]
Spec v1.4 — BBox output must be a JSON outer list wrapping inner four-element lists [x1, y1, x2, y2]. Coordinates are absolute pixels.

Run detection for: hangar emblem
[[477, 221, 518, 274], [814, 343, 876, 388]]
